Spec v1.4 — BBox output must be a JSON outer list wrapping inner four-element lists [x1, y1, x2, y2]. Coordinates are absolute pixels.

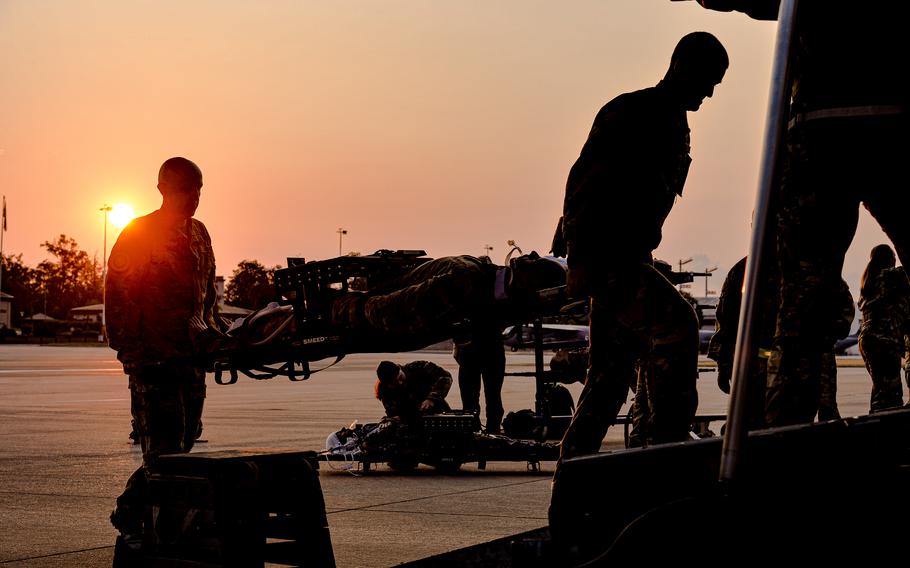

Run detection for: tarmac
[[0, 343, 880, 567]]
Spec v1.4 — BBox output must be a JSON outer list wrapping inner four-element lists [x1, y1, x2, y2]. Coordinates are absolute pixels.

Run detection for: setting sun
[[109, 203, 136, 229]]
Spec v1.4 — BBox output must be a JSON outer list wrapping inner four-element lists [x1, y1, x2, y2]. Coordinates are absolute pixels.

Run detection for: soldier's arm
[[410, 361, 453, 402], [562, 106, 634, 265], [199, 225, 222, 332], [105, 226, 145, 357]]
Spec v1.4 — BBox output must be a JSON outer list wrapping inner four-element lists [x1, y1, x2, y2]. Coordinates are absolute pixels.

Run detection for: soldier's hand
[[419, 399, 434, 413]]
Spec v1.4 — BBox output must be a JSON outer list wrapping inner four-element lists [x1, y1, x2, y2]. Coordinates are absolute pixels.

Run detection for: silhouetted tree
[[1, 253, 39, 325], [33, 235, 102, 319], [224, 259, 281, 310]]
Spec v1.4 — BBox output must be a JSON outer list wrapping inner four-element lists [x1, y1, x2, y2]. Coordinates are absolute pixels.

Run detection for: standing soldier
[[858, 244, 910, 412], [690, 1, 910, 425], [555, 32, 728, 459], [453, 330, 506, 434], [106, 157, 224, 562], [708, 252, 853, 424]]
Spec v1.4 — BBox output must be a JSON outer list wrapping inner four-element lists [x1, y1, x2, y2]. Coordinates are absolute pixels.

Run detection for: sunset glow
[[0, 1, 894, 296], [109, 204, 136, 229]]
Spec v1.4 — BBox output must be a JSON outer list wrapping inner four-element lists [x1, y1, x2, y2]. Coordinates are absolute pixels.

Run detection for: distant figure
[[691, 1, 910, 426], [106, 157, 225, 562], [556, 32, 728, 459], [453, 329, 506, 434], [858, 244, 910, 412], [375, 360, 452, 422]]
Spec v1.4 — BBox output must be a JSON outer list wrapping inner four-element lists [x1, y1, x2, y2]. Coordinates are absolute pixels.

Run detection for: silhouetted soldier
[[107, 157, 224, 562], [858, 244, 910, 412], [556, 32, 728, 458], [453, 329, 506, 434], [692, 1, 909, 426], [708, 254, 854, 425]]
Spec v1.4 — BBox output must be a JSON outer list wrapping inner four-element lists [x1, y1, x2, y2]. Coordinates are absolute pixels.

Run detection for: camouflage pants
[[559, 262, 699, 460], [767, 116, 910, 426], [112, 364, 206, 533], [454, 334, 506, 433], [817, 352, 841, 421], [858, 334, 904, 412]]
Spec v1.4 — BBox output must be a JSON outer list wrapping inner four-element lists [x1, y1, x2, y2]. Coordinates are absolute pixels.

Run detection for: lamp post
[[678, 257, 693, 273], [483, 244, 494, 257], [100, 205, 112, 342], [705, 265, 718, 297], [337, 228, 347, 256]]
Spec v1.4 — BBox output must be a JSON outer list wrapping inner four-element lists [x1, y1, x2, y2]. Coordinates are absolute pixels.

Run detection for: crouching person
[[375, 360, 452, 422]]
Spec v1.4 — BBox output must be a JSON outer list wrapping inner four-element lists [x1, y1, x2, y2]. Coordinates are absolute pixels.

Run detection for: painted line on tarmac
[[0, 544, 113, 564]]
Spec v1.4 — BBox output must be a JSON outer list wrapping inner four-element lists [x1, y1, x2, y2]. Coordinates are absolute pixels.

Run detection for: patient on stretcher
[[226, 252, 567, 352]]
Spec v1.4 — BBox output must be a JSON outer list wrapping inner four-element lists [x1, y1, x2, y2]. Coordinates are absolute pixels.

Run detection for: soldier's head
[[665, 32, 728, 111], [375, 360, 406, 399], [861, 243, 897, 299], [869, 243, 896, 268], [158, 157, 203, 218], [507, 252, 567, 301]]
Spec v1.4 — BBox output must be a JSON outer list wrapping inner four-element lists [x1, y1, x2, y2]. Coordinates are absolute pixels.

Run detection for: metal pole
[[0, 197, 5, 317], [337, 228, 347, 256], [100, 205, 111, 342], [720, 0, 800, 484]]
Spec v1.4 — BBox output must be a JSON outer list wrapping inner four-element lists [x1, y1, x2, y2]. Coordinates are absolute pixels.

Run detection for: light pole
[[678, 257, 693, 273], [100, 205, 111, 342], [704, 266, 718, 297], [483, 244, 494, 257], [337, 228, 347, 256]]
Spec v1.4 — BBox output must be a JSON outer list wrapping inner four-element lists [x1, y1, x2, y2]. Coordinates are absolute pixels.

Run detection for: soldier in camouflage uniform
[[858, 245, 910, 412], [453, 329, 506, 433], [556, 33, 728, 459], [106, 157, 224, 551], [707, 254, 854, 425], [375, 360, 453, 422], [692, 1, 910, 426]]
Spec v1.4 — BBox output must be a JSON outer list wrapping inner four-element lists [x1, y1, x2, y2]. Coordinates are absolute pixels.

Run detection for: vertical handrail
[[719, 0, 800, 484]]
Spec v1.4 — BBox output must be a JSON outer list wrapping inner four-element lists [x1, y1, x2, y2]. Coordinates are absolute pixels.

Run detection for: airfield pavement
[[0, 343, 882, 567]]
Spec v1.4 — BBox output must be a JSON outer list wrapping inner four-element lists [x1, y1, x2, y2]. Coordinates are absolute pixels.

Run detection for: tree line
[[1, 235, 102, 325]]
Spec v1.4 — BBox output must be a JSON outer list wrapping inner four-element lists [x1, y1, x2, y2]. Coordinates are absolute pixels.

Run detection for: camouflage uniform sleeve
[[105, 224, 146, 360], [707, 258, 745, 365], [199, 224, 220, 332], [562, 106, 630, 265], [408, 361, 452, 402]]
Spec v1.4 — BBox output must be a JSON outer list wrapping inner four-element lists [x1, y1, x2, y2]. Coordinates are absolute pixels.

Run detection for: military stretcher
[[209, 249, 726, 454], [319, 411, 561, 473]]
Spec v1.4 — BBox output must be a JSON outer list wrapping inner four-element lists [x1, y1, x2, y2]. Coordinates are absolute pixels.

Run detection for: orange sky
[[0, 1, 893, 299]]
